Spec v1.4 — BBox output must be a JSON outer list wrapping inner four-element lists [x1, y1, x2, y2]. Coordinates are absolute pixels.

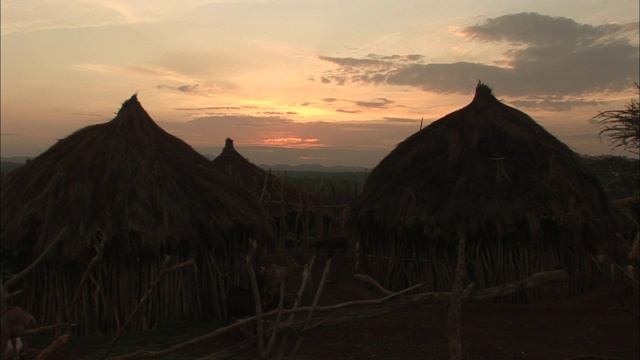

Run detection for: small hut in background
[[0, 95, 268, 334], [211, 138, 318, 253], [353, 83, 620, 302]]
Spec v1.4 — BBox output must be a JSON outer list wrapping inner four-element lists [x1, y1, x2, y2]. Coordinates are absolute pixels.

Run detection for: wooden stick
[[106, 269, 565, 360], [34, 334, 71, 360], [264, 279, 286, 356], [245, 239, 265, 356], [101, 256, 195, 359], [107, 315, 262, 360], [20, 322, 73, 337], [447, 233, 467, 360], [4, 226, 67, 288], [2, 289, 25, 302], [275, 256, 315, 360], [353, 274, 394, 295], [69, 240, 104, 320], [289, 258, 332, 358]]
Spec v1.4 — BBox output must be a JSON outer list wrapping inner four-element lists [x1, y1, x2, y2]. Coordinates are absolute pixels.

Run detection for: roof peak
[[117, 93, 141, 115], [475, 81, 494, 98]]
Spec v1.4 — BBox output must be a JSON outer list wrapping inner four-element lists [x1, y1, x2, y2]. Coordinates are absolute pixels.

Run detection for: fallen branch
[[275, 256, 315, 360], [34, 334, 71, 360], [20, 322, 73, 337], [69, 239, 104, 320], [353, 274, 393, 296], [290, 258, 332, 358], [107, 269, 567, 360], [196, 337, 257, 360], [107, 315, 263, 360], [2, 289, 25, 302], [4, 226, 67, 289]]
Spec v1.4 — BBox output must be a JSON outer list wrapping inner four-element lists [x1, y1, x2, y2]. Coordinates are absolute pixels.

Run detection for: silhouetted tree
[[592, 83, 640, 154], [580, 154, 639, 199]]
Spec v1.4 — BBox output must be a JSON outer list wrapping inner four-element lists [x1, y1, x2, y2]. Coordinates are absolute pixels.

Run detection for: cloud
[[384, 117, 419, 123], [317, 13, 639, 102], [71, 113, 104, 117], [353, 98, 393, 108], [157, 114, 418, 159], [157, 83, 200, 93], [336, 109, 362, 114], [261, 111, 299, 115], [508, 97, 607, 111], [174, 106, 242, 111], [178, 84, 199, 92], [318, 55, 387, 67], [1, 1, 212, 35]]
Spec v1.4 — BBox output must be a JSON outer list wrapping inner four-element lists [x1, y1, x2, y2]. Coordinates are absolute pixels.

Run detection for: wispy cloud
[[509, 97, 607, 111], [384, 117, 419, 123], [157, 113, 417, 154], [336, 109, 362, 114], [158, 84, 200, 93], [0, 0, 215, 35], [353, 98, 393, 108], [316, 13, 639, 106], [76, 63, 198, 84]]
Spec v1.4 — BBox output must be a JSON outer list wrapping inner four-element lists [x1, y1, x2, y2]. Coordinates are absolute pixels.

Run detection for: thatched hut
[[353, 83, 619, 302], [211, 138, 317, 251], [0, 95, 268, 334]]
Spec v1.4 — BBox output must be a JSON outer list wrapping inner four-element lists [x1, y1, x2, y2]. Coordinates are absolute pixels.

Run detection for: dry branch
[[107, 315, 262, 360], [264, 280, 286, 356], [34, 334, 71, 360], [245, 239, 265, 356], [101, 256, 194, 360], [353, 274, 393, 295], [3, 227, 67, 289], [289, 258, 332, 358], [107, 269, 566, 360], [275, 256, 315, 360], [69, 240, 104, 319], [20, 323, 73, 337], [196, 338, 257, 360]]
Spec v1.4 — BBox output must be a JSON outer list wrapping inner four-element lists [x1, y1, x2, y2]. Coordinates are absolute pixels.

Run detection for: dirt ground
[[29, 255, 640, 360]]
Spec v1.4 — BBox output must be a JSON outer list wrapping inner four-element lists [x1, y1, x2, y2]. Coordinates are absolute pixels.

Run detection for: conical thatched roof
[[1, 95, 264, 261], [212, 138, 311, 205], [355, 83, 615, 246]]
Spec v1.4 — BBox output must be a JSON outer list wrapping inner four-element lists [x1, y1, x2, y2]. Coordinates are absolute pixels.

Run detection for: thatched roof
[[211, 138, 311, 205], [354, 83, 616, 246], [1, 95, 265, 262]]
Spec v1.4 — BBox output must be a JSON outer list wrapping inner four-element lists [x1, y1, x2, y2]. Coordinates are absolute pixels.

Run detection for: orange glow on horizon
[[258, 136, 325, 148]]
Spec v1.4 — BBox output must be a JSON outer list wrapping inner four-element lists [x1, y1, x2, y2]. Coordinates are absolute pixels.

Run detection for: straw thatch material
[[353, 82, 619, 301], [212, 138, 315, 249], [212, 138, 310, 205], [1, 95, 268, 333]]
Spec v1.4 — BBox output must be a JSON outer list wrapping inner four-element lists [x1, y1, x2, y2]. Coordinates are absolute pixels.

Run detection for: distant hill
[[260, 164, 367, 173], [1, 156, 31, 163], [2, 156, 367, 174], [1, 162, 25, 176]]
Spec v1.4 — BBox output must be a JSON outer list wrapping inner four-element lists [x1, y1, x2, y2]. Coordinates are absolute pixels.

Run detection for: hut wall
[[359, 229, 601, 303], [10, 237, 255, 335]]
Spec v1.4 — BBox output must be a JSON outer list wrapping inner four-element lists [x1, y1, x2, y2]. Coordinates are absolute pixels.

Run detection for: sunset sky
[[1, 0, 638, 168]]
